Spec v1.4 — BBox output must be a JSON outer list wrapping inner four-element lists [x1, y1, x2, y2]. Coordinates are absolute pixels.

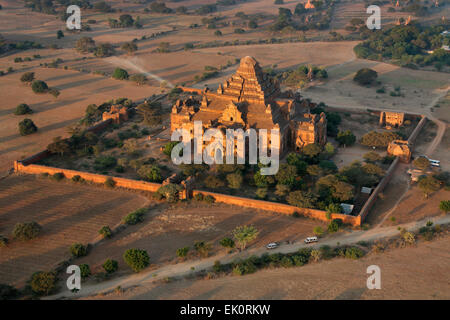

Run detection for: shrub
[[418, 175, 441, 198], [344, 247, 364, 259], [157, 184, 183, 202], [0, 284, 18, 300], [102, 259, 119, 274], [219, 237, 235, 249], [176, 247, 190, 258], [123, 248, 150, 272], [104, 177, 116, 188], [327, 219, 343, 233], [313, 226, 324, 237], [204, 195, 215, 203], [18, 118, 37, 135], [123, 208, 146, 225], [0, 235, 8, 247], [227, 172, 243, 189], [31, 80, 48, 93], [112, 68, 129, 80], [232, 225, 259, 250], [51, 172, 64, 181], [13, 222, 42, 241], [413, 157, 430, 170], [69, 243, 87, 258], [14, 103, 33, 115], [193, 193, 204, 201], [20, 72, 35, 83], [71, 175, 84, 183], [439, 200, 450, 213], [353, 68, 377, 85], [49, 88, 60, 98], [194, 241, 212, 258], [99, 226, 112, 238], [30, 271, 56, 296], [79, 264, 91, 278]]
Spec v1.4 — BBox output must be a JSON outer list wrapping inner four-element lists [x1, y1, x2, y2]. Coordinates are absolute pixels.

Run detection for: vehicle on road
[[266, 242, 278, 249], [304, 236, 318, 244]]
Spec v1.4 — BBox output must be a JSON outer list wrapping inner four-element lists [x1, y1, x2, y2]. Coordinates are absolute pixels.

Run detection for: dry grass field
[[0, 174, 149, 287], [86, 233, 450, 300], [74, 203, 326, 277]]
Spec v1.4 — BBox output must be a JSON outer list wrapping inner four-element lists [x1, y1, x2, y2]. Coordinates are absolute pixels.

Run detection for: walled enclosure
[[12, 96, 427, 227]]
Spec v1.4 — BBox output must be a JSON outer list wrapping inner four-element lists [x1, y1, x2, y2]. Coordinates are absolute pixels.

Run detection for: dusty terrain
[[75, 203, 326, 276], [0, 174, 149, 287], [84, 232, 450, 300]]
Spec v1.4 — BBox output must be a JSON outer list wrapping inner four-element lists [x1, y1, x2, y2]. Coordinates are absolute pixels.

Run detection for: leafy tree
[[20, 72, 35, 84], [123, 208, 146, 225], [99, 226, 112, 238], [157, 184, 183, 202], [286, 152, 307, 175], [439, 200, 450, 213], [163, 141, 179, 157], [232, 225, 259, 250], [70, 243, 87, 258], [76, 37, 96, 53], [31, 80, 48, 93], [102, 259, 118, 274], [362, 163, 385, 177], [13, 221, 42, 241], [122, 42, 137, 54], [130, 74, 147, 85], [123, 249, 150, 272], [413, 156, 430, 170], [94, 43, 115, 57], [275, 164, 298, 187], [313, 226, 324, 236], [30, 272, 56, 296], [327, 218, 343, 233], [14, 103, 33, 115], [204, 175, 225, 189], [119, 14, 134, 27], [47, 136, 71, 156], [302, 143, 322, 159], [194, 241, 212, 258], [326, 203, 342, 214], [255, 188, 268, 199], [56, 30, 64, 39], [112, 68, 129, 80], [353, 68, 377, 85], [336, 130, 356, 146], [287, 190, 317, 208], [214, 30, 223, 36], [364, 151, 381, 163], [137, 165, 162, 182], [361, 131, 401, 148], [219, 237, 235, 249], [227, 172, 243, 189], [418, 175, 440, 198], [176, 247, 190, 259], [79, 264, 91, 278]]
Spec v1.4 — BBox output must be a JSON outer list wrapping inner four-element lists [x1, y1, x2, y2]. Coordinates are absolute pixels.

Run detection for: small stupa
[[305, 0, 315, 9]]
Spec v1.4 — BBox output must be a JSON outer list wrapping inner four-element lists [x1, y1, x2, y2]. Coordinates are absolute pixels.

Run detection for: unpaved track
[[47, 214, 450, 300]]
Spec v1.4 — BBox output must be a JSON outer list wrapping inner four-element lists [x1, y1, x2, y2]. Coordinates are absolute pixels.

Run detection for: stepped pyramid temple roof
[[171, 56, 327, 154]]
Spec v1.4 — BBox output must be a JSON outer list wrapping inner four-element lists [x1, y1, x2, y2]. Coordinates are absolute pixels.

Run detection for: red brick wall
[[15, 163, 162, 193], [192, 190, 361, 226]]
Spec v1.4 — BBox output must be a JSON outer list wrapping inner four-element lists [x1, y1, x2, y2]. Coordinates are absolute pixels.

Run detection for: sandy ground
[[74, 203, 326, 276], [98, 234, 450, 300], [0, 174, 149, 287]]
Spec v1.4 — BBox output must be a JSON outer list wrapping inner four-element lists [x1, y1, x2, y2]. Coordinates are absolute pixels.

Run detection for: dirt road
[[47, 214, 450, 300]]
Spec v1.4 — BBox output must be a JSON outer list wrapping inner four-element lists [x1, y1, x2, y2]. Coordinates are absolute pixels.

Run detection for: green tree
[[302, 143, 322, 159], [122, 42, 138, 54], [176, 247, 190, 259], [313, 226, 324, 236], [336, 130, 356, 147], [219, 237, 235, 249], [232, 225, 259, 250], [13, 221, 42, 241], [194, 241, 212, 258], [20, 72, 35, 84], [413, 156, 430, 171], [79, 264, 91, 278], [286, 190, 317, 208], [47, 136, 71, 156], [31, 80, 48, 93], [275, 164, 298, 187], [30, 272, 56, 296], [14, 103, 33, 115], [439, 200, 450, 213], [227, 172, 243, 189], [418, 175, 440, 198], [99, 226, 112, 238], [327, 218, 343, 233], [364, 151, 381, 163], [76, 37, 96, 53], [112, 68, 129, 80], [123, 248, 150, 272], [102, 259, 118, 274], [70, 243, 87, 258], [137, 165, 162, 182], [353, 68, 378, 85]]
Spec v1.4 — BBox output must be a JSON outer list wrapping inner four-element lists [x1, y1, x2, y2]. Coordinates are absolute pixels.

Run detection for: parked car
[[266, 242, 278, 249], [304, 236, 318, 244]]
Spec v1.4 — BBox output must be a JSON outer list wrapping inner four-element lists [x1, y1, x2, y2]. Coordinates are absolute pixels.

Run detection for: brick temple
[[171, 56, 327, 156]]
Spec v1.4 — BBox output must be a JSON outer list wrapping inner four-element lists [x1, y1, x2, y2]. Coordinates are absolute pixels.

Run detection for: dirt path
[[424, 89, 449, 156], [47, 214, 450, 300]]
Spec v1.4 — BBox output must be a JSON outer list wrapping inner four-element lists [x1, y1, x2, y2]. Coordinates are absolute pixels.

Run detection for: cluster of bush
[[353, 24, 449, 71]]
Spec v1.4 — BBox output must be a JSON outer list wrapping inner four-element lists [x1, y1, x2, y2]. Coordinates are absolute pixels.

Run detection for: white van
[[304, 236, 318, 244], [430, 159, 440, 167], [266, 242, 278, 249]]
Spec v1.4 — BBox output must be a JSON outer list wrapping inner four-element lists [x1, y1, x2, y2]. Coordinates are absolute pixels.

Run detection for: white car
[[304, 236, 318, 244], [266, 242, 278, 249]]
